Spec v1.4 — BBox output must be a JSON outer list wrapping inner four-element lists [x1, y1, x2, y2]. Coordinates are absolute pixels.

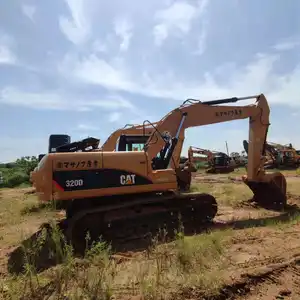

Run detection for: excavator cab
[[117, 134, 150, 151], [211, 152, 231, 167], [206, 152, 234, 174]]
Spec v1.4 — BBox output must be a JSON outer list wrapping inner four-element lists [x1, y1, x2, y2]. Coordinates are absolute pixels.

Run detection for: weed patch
[[1, 222, 232, 300]]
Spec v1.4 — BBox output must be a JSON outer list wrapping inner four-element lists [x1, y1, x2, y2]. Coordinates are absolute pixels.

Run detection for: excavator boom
[[143, 94, 286, 207]]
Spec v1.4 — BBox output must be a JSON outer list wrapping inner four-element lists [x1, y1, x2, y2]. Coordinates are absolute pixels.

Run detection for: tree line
[[0, 156, 39, 188]]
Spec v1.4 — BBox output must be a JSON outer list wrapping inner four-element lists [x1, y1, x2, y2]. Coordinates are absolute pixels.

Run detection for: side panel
[[48, 151, 177, 200], [52, 168, 153, 191]]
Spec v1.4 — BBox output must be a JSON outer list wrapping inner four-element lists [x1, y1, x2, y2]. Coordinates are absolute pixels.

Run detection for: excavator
[[267, 142, 300, 168], [187, 146, 210, 172], [30, 94, 287, 253], [243, 140, 300, 169], [243, 140, 278, 169], [188, 146, 235, 173]]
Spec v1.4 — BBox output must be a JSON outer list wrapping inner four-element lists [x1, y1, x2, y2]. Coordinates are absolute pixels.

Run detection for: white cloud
[[63, 50, 300, 108], [2, 0, 300, 162], [76, 123, 99, 130], [0, 46, 16, 65], [0, 87, 135, 111], [61, 54, 139, 93], [92, 40, 108, 53], [273, 39, 300, 51], [153, 0, 209, 46], [0, 34, 16, 65], [114, 17, 133, 52], [194, 26, 207, 56], [21, 4, 36, 22], [108, 112, 122, 122], [59, 0, 91, 45]]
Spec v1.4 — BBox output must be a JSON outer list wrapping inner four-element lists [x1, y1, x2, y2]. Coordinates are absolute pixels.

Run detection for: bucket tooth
[[243, 173, 287, 210]]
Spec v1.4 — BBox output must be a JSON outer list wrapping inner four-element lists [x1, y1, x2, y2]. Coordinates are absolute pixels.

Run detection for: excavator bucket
[[243, 172, 287, 210], [242, 139, 286, 210]]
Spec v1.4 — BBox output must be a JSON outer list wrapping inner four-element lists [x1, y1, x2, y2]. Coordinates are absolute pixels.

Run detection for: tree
[[15, 156, 39, 176]]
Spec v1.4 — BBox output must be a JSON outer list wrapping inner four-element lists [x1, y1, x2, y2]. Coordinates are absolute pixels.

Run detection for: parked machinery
[[243, 140, 300, 169], [187, 146, 235, 173]]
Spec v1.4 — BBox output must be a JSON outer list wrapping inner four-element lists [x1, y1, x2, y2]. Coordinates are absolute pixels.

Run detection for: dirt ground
[[1, 169, 300, 299]]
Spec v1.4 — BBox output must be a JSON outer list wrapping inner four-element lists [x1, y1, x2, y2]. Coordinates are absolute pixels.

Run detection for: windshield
[[126, 143, 145, 151], [283, 151, 293, 157]]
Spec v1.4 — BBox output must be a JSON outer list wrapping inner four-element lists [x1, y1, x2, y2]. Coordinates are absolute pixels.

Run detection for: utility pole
[[225, 141, 229, 156]]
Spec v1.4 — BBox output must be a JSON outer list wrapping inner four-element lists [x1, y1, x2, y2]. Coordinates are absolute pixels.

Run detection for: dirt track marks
[[218, 256, 300, 300]]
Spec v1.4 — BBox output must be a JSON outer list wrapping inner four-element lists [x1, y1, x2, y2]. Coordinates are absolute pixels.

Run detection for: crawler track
[[65, 192, 218, 254]]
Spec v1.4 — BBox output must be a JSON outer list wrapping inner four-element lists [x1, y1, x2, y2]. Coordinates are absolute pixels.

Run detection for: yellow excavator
[[243, 140, 300, 169], [188, 146, 235, 173], [31, 94, 287, 253], [267, 142, 300, 168]]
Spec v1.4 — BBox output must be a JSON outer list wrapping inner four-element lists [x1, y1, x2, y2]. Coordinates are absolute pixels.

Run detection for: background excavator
[[188, 146, 235, 173], [267, 142, 300, 168], [243, 140, 300, 169], [31, 94, 287, 253]]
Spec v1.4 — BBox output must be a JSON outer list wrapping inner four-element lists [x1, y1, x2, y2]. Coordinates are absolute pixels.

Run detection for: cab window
[[126, 143, 144, 151]]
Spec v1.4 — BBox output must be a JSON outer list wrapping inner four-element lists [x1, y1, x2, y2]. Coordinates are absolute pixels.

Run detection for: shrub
[[0, 156, 38, 188]]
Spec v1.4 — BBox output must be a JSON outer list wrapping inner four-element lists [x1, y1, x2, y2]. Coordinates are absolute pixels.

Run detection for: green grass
[[3, 213, 299, 300], [0, 187, 233, 299], [0, 188, 58, 249], [0, 222, 233, 300], [1, 173, 300, 300], [192, 167, 300, 207], [191, 182, 253, 207]]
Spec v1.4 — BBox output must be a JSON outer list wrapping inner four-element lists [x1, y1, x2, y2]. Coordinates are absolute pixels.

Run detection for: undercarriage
[[63, 191, 218, 254]]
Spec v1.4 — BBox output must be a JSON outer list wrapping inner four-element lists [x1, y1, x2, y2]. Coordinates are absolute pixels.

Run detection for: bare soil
[[1, 171, 300, 299]]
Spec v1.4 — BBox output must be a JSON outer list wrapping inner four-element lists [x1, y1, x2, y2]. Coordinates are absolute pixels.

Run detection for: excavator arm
[[188, 146, 213, 162], [145, 95, 267, 177], [144, 94, 286, 208], [187, 146, 213, 170]]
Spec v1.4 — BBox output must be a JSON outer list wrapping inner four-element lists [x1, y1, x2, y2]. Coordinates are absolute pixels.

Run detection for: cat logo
[[120, 174, 136, 185]]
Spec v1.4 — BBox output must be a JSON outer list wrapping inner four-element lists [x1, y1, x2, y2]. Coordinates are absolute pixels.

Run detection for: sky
[[0, 0, 300, 162]]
